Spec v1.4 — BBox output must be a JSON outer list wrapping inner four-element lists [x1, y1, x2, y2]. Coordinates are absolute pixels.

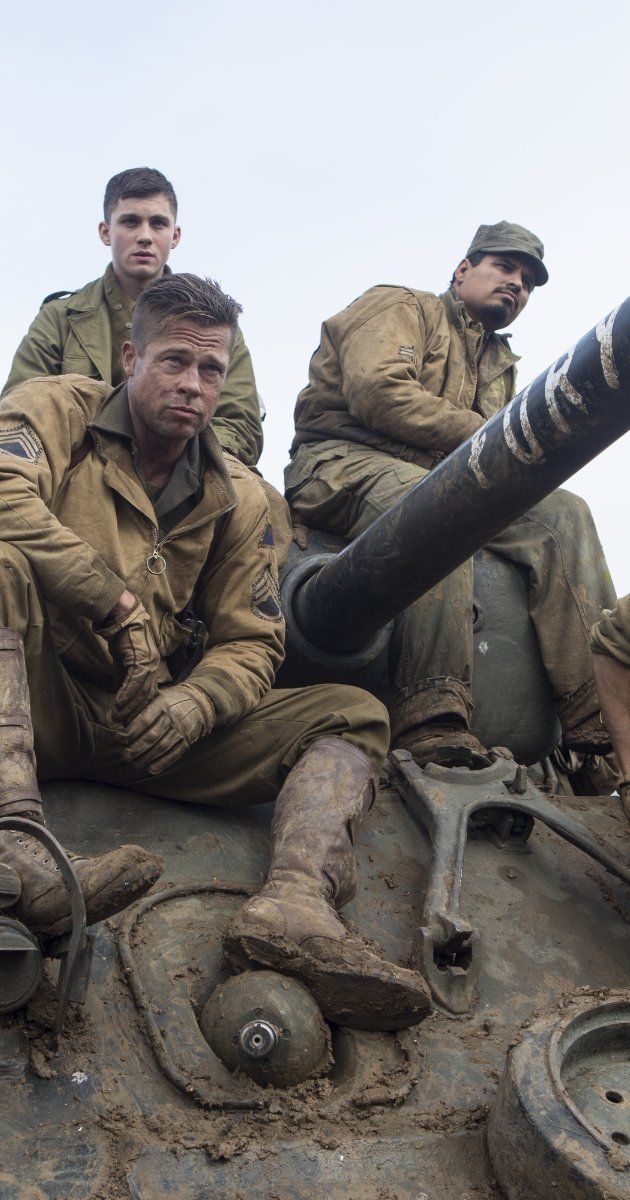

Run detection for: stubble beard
[[479, 296, 513, 331]]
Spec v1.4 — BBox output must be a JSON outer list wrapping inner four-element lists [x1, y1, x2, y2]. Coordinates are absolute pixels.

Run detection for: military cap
[[466, 221, 548, 286]]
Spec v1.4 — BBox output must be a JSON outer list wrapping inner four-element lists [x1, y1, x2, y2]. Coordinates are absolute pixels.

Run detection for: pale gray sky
[[1, 0, 628, 586]]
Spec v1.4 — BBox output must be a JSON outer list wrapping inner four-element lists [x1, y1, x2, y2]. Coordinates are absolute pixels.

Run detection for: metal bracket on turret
[[385, 751, 630, 1016]]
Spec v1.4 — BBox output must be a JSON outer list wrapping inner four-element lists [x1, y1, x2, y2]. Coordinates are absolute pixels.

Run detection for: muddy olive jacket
[[2, 273, 264, 467], [0, 375, 284, 727], [591, 596, 630, 667], [290, 286, 519, 469]]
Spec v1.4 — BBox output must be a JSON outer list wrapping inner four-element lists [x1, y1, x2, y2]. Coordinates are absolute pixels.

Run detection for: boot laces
[[13, 832, 59, 871]]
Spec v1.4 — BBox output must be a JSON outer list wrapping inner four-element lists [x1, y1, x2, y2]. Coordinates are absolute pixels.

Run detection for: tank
[[1, 301, 630, 1200]]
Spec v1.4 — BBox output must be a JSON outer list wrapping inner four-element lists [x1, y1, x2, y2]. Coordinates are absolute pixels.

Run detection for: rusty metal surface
[[0, 777, 627, 1198], [386, 752, 630, 1014], [488, 993, 630, 1198]]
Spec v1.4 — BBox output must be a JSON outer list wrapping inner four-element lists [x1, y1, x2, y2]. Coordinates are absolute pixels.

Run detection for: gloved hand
[[97, 599, 161, 723], [117, 684, 215, 775]]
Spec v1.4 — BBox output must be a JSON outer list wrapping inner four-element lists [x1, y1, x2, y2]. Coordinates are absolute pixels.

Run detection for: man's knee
[[333, 681, 388, 763], [318, 683, 390, 768], [284, 682, 390, 769], [362, 461, 428, 518], [533, 488, 596, 535]]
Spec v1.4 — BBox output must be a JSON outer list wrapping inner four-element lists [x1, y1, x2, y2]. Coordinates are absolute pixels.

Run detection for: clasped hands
[[97, 594, 213, 774]]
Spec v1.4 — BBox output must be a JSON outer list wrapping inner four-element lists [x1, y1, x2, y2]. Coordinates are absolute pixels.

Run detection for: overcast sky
[[1, 0, 628, 588]]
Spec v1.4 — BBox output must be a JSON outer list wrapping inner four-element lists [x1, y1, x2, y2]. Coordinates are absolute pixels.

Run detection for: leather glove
[[97, 599, 161, 723], [117, 683, 215, 775]]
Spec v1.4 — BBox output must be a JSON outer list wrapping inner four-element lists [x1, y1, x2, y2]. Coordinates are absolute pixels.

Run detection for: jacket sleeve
[[187, 467, 285, 726], [339, 301, 484, 455], [0, 378, 126, 619], [2, 302, 66, 397], [211, 328, 264, 467]]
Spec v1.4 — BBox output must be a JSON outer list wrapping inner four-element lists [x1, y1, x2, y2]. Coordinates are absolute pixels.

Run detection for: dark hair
[[103, 168, 178, 222], [449, 250, 485, 288], [131, 273, 242, 352]]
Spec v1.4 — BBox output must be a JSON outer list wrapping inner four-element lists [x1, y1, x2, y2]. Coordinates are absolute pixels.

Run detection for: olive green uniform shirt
[[2, 268, 264, 467], [103, 265, 135, 387]]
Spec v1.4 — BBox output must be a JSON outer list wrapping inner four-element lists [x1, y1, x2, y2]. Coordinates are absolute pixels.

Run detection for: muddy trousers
[[0, 543, 390, 804], [285, 443, 616, 743]]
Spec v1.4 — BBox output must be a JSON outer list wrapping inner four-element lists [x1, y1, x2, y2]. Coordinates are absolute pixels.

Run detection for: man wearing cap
[[591, 598, 630, 819], [285, 222, 615, 767]]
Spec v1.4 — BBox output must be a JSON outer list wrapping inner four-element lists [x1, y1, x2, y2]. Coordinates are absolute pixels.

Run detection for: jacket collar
[[88, 384, 238, 529], [64, 274, 108, 314], [440, 288, 520, 371], [65, 263, 173, 314]]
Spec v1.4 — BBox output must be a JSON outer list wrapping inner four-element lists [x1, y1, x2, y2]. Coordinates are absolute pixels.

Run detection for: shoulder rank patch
[[398, 344, 418, 367], [259, 521, 275, 548], [0, 423, 43, 464], [251, 564, 282, 622]]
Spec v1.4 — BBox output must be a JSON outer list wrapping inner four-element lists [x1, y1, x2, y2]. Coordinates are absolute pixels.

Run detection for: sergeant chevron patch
[[251, 564, 282, 621], [0, 423, 44, 464], [398, 344, 418, 367], [258, 521, 275, 548]]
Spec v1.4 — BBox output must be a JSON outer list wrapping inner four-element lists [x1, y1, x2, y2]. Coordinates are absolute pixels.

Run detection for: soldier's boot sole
[[224, 922, 432, 1031]]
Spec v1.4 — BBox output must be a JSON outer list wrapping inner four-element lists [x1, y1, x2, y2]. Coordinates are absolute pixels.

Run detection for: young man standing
[[3, 167, 263, 467]]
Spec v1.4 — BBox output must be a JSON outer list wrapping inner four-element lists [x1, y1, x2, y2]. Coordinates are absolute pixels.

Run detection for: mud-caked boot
[[0, 628, 164, 939], [396, 717, 492, 769], [391, 679, 492, 769], [558, 680, 612, 756], [223, 737, 431, 1031]]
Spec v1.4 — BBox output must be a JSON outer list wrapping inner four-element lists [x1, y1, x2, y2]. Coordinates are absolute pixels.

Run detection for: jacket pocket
[[62, 354, 100, 379], [285, 441, 351, 492]]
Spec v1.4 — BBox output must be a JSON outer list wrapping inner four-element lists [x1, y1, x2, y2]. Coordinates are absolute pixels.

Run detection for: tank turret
[[3, 303, 630, 1200]]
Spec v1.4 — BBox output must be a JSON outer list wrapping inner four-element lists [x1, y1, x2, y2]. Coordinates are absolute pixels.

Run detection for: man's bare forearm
[[106, 588, 136, 621], [591, 651, 630, 779]]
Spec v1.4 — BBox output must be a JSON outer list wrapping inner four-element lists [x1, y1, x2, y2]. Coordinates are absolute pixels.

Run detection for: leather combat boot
[[391, 679, 491, 769], [223, 737, 431, 1031], [558, 680, 612, 756], [0, 628, 164, 939], [396, 716, 492, 769]]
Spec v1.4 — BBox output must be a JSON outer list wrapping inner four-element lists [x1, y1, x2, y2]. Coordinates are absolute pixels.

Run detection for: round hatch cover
[[488, 992, 630, 1199]]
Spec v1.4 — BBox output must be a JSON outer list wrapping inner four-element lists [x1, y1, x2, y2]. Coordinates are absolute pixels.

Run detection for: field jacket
[[2, 272, 264, 467], [290, 286, 519, 469], [0, 375, 284, 727]]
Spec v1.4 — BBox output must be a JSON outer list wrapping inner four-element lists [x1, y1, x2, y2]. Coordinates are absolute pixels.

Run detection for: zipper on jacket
[[147, 527, 167, 575]]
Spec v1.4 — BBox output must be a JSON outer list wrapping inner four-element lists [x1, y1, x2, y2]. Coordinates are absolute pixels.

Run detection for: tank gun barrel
[[291, 298, 630, 654]]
